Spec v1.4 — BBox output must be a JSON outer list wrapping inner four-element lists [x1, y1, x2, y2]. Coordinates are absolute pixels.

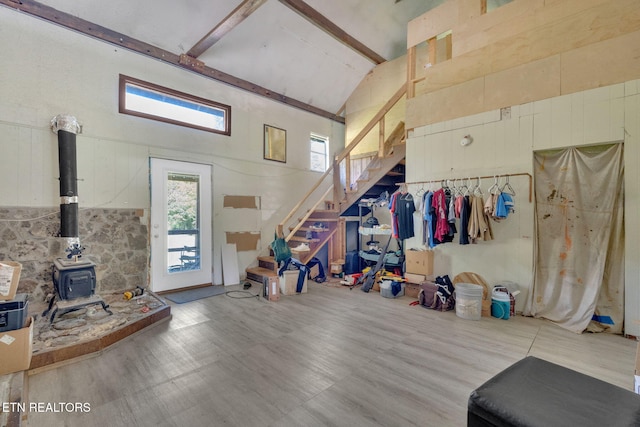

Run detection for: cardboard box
[[330, 261, 344, 274], [263, 276, 280, 302], [0, 316, 33, 375], [0, 261, 22, 301], [405, 282, 421, 299], [405, 250, 434, 276], [309, 264, 320, 280], [371, 280, 380, 292], [405, 273, 426, 284], [279, 270, 308, 295]]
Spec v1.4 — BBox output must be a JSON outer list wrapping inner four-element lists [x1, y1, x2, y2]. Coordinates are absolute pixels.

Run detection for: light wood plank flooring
[[26, 282, 637, 426]]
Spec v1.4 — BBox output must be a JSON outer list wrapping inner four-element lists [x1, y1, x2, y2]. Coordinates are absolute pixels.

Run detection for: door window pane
[[167, 172, 200, 273]]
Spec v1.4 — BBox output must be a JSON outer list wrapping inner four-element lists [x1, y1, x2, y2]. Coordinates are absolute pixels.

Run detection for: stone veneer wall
[[0, 207, 148, 302]]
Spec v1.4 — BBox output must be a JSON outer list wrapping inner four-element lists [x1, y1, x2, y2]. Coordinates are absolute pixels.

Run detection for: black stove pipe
[[58, 129, 78, 238], [51, 114, 82, 241]]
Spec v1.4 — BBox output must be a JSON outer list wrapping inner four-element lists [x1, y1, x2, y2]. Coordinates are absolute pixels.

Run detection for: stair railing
[[276, 83, 407, 240]]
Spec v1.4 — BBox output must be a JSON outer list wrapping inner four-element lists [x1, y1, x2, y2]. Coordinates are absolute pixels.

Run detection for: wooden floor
[[26, 281, 637, 427]]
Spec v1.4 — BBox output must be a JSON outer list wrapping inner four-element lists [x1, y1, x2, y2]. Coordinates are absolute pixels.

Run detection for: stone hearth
[[27, 291, 170, 370]]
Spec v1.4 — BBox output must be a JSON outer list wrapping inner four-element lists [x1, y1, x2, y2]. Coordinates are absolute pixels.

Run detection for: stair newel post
[[332, 157, 342, 207], [345, 154, 351, 192], [378, 115, 385, 158]]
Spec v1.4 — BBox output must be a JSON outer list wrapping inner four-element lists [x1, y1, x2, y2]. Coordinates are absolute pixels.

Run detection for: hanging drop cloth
[[524, 143, 624, 334]]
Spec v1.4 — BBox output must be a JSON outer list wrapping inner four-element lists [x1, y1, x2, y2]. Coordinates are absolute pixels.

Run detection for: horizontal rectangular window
[[119, 74, 231, 135]]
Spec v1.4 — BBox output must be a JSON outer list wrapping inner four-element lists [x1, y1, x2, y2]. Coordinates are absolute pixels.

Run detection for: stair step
[[246, 267, 277, 284], [307, 212, 339, 218], [290, 226, 330, 233], [289, 236, 320, 243], [289, 252, 312, 264], [298, 217, 339, 223], [257, 256, 278, 272]]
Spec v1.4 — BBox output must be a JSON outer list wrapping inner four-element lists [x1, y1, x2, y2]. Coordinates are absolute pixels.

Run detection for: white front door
[[150, 158, 212, 292]]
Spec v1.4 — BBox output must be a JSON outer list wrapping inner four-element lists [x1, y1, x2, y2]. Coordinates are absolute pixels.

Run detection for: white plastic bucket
[[455, 283, 483, 320], [491, 288, 510, 320], [380, 280, 404, 298]]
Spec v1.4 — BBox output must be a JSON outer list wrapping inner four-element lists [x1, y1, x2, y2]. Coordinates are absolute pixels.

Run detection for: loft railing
[[276, 83, 407, 241]]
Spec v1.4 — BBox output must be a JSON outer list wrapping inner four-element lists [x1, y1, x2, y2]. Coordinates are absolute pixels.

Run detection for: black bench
[[468, 356, 640, 427]]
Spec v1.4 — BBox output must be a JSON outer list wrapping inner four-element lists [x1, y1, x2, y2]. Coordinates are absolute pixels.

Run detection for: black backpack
[[418, 275, 455, 311]]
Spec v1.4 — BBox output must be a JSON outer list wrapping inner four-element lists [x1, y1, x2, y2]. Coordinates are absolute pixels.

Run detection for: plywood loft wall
[[405, 0, 640, 130], [344, 56, 408, 157]]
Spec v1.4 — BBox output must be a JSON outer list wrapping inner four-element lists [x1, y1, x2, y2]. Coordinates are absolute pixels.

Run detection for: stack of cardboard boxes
[[403, 250, 434, 298], [0, 261, 32, 376]]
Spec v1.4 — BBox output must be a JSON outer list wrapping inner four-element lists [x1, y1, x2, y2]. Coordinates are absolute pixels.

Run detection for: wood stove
[[52, 258, 96, 300], [42, 114, 112, 323], [44, 258, 112, 323]]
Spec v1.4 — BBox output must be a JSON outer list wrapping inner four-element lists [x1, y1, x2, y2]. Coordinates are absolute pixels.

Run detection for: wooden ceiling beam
[[187, 0, 267, 58], [277, 0, 386, 65], [0, 0, 345, 124]]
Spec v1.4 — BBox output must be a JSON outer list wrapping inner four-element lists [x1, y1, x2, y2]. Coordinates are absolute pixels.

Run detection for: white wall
[[0, 7, 345, 285], [624, 81, 640, 338], [406, 82, 639, 335]]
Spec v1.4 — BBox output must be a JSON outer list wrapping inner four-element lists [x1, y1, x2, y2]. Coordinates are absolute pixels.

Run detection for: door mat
[[163, 285, 227, 304]]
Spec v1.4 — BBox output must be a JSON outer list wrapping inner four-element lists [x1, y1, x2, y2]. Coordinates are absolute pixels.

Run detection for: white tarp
[[524, 144, 624, 334]]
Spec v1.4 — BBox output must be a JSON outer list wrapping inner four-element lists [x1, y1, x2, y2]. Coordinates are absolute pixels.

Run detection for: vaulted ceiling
[[0, 0, 508, 122]]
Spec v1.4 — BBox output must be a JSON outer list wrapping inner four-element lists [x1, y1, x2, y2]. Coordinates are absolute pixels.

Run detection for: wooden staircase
[[245, 85, 407, 285], [339, 138, 405, 215], [244, 147, 405, 284], [245, 209, 345, 282], [288, 209, 344, 265], [245, 255, 278, 283]]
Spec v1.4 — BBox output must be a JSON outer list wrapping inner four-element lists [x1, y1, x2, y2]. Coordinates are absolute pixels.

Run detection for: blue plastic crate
[[0, 293, 28, 332]]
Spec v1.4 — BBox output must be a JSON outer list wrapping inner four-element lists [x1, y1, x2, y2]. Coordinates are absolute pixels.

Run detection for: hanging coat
[[468, 195, 493, 242]]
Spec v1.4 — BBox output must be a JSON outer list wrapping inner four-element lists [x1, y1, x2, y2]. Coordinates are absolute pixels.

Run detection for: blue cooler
[[491, 288, 510, 320]]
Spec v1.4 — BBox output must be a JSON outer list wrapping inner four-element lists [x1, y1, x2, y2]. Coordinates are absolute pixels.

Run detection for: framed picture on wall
[[264, 124, 286, 163]]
